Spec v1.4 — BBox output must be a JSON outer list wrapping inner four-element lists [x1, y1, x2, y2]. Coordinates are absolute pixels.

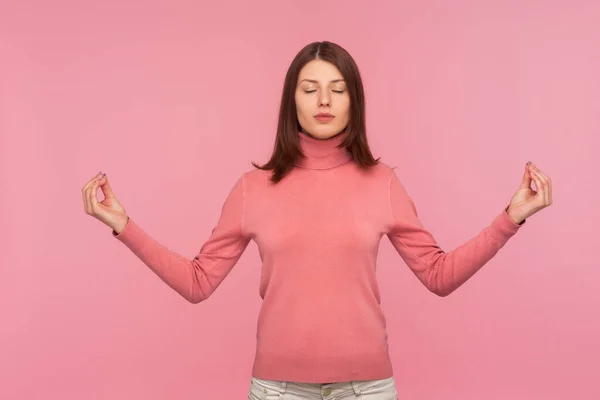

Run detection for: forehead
[[298, 59, 344, 82]]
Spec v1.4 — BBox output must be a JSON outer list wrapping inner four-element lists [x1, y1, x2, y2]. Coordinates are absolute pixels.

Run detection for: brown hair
[[251, 41, 380, 184]]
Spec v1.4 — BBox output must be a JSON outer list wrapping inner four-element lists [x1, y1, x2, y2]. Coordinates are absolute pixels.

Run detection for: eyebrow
[[298, 79, 346, 84]]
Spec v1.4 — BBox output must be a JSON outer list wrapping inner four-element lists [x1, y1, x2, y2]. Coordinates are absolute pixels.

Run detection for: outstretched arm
[[113, 174, 251, 303], [385, 162, 551, 297]]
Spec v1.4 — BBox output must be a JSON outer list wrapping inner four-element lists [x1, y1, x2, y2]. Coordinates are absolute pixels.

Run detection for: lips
[[314, 113, 335, 122]]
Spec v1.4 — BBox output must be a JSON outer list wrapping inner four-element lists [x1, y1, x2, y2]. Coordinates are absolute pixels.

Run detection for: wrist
[[505, 206, 525, 225], [112, 215, 129, 234]]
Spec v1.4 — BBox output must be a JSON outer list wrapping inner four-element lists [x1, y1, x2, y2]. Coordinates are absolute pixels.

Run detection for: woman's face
[[295, 59, 350, 139]]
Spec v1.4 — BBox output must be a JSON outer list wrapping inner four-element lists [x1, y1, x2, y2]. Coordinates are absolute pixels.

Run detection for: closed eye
[[304, 90, 345, 93]]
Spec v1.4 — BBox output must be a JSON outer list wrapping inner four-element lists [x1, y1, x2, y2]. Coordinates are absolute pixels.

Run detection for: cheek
[[337, 99, 351, 119], [295, 98, 311, 118]]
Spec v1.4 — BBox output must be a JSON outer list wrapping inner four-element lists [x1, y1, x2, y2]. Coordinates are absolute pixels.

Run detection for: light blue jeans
[[248, 376, 398, 399]]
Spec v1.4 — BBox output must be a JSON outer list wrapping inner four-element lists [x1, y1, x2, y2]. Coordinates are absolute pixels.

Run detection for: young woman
[[82, 41, 552, 399]]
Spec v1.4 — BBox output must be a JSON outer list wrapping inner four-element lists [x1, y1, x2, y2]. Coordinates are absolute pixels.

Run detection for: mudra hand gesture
[[506, 162, 553, 225], [82, 171, 129, 234]]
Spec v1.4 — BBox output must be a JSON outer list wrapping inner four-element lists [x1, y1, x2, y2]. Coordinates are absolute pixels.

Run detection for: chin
[[302, 125, 346, 139]]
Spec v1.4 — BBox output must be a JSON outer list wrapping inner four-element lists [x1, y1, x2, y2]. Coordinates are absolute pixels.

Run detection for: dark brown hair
[[251, 41, 380, 184]]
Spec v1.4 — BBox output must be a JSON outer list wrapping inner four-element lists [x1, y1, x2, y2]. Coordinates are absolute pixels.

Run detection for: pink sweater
[[113, 130, 525, 383]]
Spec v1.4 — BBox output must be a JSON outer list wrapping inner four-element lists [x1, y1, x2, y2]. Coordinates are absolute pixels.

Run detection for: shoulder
[[366, 160, 401, 181], [230, 167, 275, 196], [368, 161, 413, 196], [241, 166, 272, 185]]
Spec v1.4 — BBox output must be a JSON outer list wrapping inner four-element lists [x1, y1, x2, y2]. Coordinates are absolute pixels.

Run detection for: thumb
[[98, 174, 116, 198], [520, 163, 532, 189]]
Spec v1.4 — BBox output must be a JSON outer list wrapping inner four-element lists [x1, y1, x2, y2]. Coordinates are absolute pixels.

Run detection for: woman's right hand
[[82, 172, 129, 234]]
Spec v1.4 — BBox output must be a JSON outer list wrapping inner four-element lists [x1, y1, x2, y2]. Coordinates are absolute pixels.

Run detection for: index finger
[[82, 172, 103, 191]]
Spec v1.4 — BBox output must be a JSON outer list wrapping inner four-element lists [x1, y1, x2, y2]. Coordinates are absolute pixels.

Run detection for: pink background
[[1, 1, 599, 399]]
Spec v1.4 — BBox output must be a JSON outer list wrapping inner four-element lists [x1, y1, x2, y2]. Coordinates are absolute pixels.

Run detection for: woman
[[82, 41, 552, 399]]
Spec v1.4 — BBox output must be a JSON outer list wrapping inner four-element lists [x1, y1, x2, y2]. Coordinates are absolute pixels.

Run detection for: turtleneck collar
[[294, 130, 353, 170]]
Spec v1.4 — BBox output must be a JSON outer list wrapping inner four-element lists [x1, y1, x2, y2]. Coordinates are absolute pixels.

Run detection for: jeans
[[248, 376, 398, 399]]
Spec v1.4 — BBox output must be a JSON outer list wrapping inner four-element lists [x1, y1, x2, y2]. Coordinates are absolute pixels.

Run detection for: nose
[[318, 91, 331, 106]]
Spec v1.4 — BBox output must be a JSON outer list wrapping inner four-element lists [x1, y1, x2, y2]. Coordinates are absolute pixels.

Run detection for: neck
[[294, 129, 352, 170]]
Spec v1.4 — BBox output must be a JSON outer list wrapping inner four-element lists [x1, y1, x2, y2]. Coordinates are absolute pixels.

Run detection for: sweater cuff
[[504, 205, 526, 226], [490, 207, 525, 242], [112, 217, 149, 252]]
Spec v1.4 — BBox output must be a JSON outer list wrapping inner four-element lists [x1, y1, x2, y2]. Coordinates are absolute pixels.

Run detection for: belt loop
[[280, 381, 287, 394], [351, 381, 361, 396]]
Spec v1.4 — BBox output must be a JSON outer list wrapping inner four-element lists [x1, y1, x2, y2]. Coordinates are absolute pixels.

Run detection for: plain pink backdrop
[[1, 0, 599, 399]]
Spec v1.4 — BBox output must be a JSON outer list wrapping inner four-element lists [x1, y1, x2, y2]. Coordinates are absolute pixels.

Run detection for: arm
[[386, 170, 524, 297], [112, 174, 251, 303]]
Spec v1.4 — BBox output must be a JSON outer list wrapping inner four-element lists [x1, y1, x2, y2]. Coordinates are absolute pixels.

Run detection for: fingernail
[[526, 161, 531, 165]]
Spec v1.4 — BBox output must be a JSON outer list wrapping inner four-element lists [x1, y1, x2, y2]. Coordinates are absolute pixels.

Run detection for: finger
[[82, 172, 104, 200], [520, 164, 532, 189], [87, 179, 100, 215], [83, 179, 97, 214], [546, 174, 552, 205], [82, 174, 98, 209], [83, 173, 102, 214], [82, 182, 90, 213], [529, 169, 548, 205], [84, 179, 94, 214], [528, 163, 553, 206], [528, 168, 540, 191], [529, 163, 551, 183], [534, 168, 552, 199], [530, 163, 550, 182], [98, 174, 115, 199], [83, 172, 104, 191], [530, 167, 550, 205]]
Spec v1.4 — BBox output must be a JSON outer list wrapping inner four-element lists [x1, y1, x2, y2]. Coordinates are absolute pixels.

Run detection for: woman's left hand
[[506, 162, 553, 225]]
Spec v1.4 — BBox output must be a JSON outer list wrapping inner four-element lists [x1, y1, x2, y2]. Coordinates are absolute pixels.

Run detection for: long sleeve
[[386, 170, 524, 297], [112, 173, 251, 303]]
